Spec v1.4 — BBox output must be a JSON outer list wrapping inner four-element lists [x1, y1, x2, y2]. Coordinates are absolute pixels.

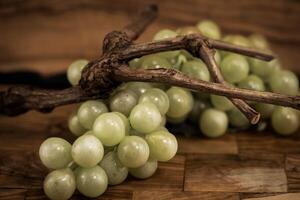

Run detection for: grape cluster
[[39, 20, 299, 200]]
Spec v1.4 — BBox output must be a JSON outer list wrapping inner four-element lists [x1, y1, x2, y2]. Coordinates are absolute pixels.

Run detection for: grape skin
[[43, 168, 76, 200]]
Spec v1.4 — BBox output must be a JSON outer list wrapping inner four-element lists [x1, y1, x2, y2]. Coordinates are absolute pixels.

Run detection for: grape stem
[[0, 4, 299, 121]]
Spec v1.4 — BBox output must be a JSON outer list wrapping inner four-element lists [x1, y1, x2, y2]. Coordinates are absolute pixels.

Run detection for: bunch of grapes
[[39, 20, 299, 200]]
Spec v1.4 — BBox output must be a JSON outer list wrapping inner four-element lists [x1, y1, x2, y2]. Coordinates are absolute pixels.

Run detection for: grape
[[166, 87, 194, 118], [139, 88, 170, 115], [253, 103, 275, 119], [76, 166, 108, 198], [199, 108, 228, 138], [220, 54, 249, 83], [141, 54, 172, 69], [223, 35, 252, 47], [129, 158, 158, 179], [210, 95, 234, 111], [269, 70, 299, 95], [271, 107, 299, 135], [153, 29, 178, 41], [250, 58, 280, 79], [177, 26, 200, 35], [68, 110, 86, 137], [109, 89, 138, 117], [129, 102, 162, 134], [77, 100, 108, 130], [153, 29, 180, 59], [125, 82, 152, 96], [167, 115, 188, 124], [196, 20, 221, 40], [39, 137, 72, 169], [145, 131, 177, 162], [228, 107, 249, 128], [44, 168, 75, 200], [117, 136, 149, 168], [99, 151, 128, 185], [160, 115, 166, 126], [93, 112, 126, 146], [71, 135, 104, 168], [188, 98, 211, 123], [113, 112, 130, 135], [129, 128, 144, 137], [181, 59, 210, 81], [238, 75, 266, 91], [214, 50, 222, 65], [67, 59, 88, 86], [249, 34, 270, 50], [129, 58, 142, 69]]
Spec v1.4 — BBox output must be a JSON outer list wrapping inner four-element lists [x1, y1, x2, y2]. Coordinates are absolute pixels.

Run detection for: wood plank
[[184, 154, 287, 193], [0, 189, 27, 200], [177, 134, 238, 155], [285, 154, 300, 192], [133, 191, 239, 200], [110, 155, 185, 191], [241, 193, 300, 200], [237, 131, 300, 154]]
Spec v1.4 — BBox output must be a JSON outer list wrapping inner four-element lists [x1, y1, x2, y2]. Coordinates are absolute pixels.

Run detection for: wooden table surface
[[0, 1, 300, 199]]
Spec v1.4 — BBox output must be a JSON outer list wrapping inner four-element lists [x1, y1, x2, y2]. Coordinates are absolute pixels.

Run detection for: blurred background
[[0, 0, 299, 75]]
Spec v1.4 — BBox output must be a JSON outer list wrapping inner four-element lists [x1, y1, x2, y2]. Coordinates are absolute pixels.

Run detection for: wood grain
[[184, 154, 288, 193], [241, 193, 300, 200], [133, 191, 239, 200], [285, 154, 300, 192]]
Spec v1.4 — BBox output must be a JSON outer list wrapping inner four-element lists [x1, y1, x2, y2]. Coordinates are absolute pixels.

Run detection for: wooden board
[[0, 0, 300, 199]]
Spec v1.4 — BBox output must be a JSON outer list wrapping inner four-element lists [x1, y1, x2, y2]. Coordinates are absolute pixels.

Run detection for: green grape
[[67, 59, 88, 86], [113, 112, 130, 135], [145, 130, 177, 162], [253, 103, 275, 119], [76, 166, 108, 198], [166, 87, 194, 118], [160, 115, 166, 126], [181, 60, 210, 81], [250, 58, 280, 80], [228, 107, 249, 128], [68, 110, 86, 137], [269, 70, 299, 95], [129, 128, 144, 137], [180, 50, 194, 60], [153, 29, 180, 59], [238, 75, 265, 91], [93, 112, 126, 146], [129, 158, 157, 179], [167, 115, 187, 124], [155, 126, 169, 132], [39, 137, 72, 169], [77, 100, 108, 130], [129, 102, 162, 134], [220, 54, 249, 83], [44, 168, 76, 200], [129, 58, 142, 69], [153, 29, 178, 41], [117, 136, 149, 168], [71, 135, 104, 168], [210, 95, 234, 111], [271, 107, 299, 135], [249, 34, 270, 50], [199, 109, 228, 138], [188, 98, 211, 123], [141, 54, 172, 69], [223, 35, 252, 47], [125, 82, 152, 97], [138, 88, 170, 115], [177, 26, 200, 35], [196, 20, 221, 40], [83, 130, 93, 135], [109, 89, 138, 117], [99, 151, 128, 185]]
